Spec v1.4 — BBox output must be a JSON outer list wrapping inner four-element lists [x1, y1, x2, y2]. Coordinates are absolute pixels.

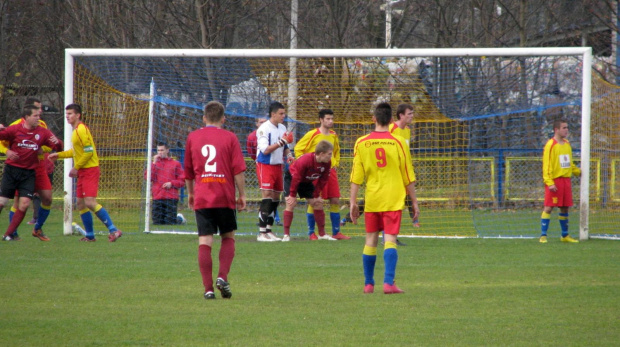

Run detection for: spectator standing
[[147, 142, 185, 225]]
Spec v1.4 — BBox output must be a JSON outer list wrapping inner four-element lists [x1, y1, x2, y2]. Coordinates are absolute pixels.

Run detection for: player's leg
[[540, 182, 557, 243], [30, 194, 40, 224], [196, 209, 216, 299], [81, 167, 121, 241], [283, 192, 297, 239], [4, 167, 36, 240], [32, 166, 53, 240], [9, 199, 19, 239], [557, 178, 578, 243], [382, 211, 404, 294], [310, 198, 332, 240], [6, 196, 32, 239], [76, 197, 96, 241], [256, 163, 273, 241], [362, 213, 381, 293], [215, 208, 237, 298]]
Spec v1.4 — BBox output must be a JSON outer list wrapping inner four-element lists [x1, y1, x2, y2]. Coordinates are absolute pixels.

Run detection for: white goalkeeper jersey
[[256, 120, 288, 165]]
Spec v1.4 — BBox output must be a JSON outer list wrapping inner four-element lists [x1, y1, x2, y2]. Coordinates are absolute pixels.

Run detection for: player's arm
[[349, 142, 364, 224], [185, 179, 195, 209], [234, 172, 246, 211], [349, 183, 361, 224], [406, 181, 419, 221], [332, 135, 341, 168], [542, 141, 555, 187], [51, 148, 73, 160], [73, 127, 94, 169], [571, 153, 582, 177], [293, 131, 312, 158]]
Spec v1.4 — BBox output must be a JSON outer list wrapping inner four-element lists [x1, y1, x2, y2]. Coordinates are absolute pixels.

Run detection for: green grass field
[[1, 207, 619, 346]]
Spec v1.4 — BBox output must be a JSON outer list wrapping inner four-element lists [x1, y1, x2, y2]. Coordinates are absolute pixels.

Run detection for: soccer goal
[[63, 47, 619, 240]]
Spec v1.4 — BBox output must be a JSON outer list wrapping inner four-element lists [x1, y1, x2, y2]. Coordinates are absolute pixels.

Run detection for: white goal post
[[63, 47, 593, 239]]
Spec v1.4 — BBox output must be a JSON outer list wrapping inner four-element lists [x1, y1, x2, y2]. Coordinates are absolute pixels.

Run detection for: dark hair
[[24, 97, 41, 107], [65, 103, 82, 114], [22, 104, 39, 118], [269, 101, 285, 117], [318, 109, 334, 120], [395, 103, 413, 120], [157, 142, 169, 148], [374, 102, 392, 126], [553, 118, 567, 131], [204, 101, 225, 123]]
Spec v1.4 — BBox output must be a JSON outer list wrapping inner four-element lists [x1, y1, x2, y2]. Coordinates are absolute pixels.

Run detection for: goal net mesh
[[68, 52, 620, 238]]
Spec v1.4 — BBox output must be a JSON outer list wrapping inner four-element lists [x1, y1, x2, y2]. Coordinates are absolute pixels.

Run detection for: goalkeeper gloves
[[278, 131, 294, 147]]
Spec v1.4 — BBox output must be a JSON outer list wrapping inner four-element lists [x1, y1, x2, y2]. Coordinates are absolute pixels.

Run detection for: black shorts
[[0, 165, 36, 200], [296, 182, 316, 200], [195, 208, 238, 236]]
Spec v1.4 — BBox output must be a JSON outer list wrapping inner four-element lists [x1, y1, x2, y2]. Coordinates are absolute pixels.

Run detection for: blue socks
[[94, 205, 118, 232], [540, 212, 551, 236], [34, 205, 51, 230], [306, 213, 315, 235], [362, 245, 377, 286], [383, 242, 398, 285], [80, 209, 95, 239], [330, 212, 340, 235], [559, 213, 569, 237]]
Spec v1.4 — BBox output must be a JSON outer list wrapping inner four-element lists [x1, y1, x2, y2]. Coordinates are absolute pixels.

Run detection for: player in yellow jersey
[[350, 102, 419, 294], [388, 103, 418, 245], [539, 119, 581, 244], [293, 109, 349, 240], [49, 104, 122, 242], [0, 98, 56, 241]]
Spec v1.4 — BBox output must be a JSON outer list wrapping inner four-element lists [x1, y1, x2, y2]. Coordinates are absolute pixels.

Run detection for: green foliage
[[1, 227, 618, 346]]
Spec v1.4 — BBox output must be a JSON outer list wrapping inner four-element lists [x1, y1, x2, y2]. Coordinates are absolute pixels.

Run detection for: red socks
[[198, 244, 213, 292], [218, 238, 235, 280], [314, 209, 326, 236]]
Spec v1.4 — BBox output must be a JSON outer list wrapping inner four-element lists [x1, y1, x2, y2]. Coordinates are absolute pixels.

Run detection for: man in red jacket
[[283, 140, 333, 241], [146, 142, 185, 225]]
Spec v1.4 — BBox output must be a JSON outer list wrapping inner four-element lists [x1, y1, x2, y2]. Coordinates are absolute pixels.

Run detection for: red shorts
[[77, 166, 100, 198], [34, 165, 52, 191], [364, 210, 402, 235], [257, 163, 283, 192], [320, 168, 340, 199], [544, 177, 573, 207]]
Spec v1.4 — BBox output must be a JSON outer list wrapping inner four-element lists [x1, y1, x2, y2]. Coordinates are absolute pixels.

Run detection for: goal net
[[63, 48, 619, 239]]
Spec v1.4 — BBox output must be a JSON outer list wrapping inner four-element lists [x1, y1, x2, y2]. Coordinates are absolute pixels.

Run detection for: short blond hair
[[314, 140, 333, 154]]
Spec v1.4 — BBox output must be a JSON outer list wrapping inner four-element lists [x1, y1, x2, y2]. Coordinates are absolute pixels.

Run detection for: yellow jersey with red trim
[[293, 128, 340, 167], [389, 122, 411, 146], [542, 138, 580, 186], [56, 122, 99, 169], [350, 131, 416, 212]]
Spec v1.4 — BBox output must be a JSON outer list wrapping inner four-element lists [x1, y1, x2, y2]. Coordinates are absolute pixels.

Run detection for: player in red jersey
[[282, 140, 333, 241], [185, 101, 247, 300], [0, 98, 56, 241], [0, 105, 63, 241]]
